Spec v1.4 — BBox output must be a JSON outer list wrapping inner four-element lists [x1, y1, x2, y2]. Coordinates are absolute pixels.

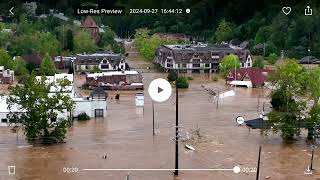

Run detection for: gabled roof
[[226, 68, 273, 86], [81, 16, 99, 28]]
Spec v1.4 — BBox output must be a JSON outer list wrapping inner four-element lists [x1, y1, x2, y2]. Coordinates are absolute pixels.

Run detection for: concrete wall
[[73, 100, 107, 118]]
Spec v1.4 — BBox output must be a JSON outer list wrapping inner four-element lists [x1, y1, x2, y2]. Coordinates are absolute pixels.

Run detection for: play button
[[148, 78, 172, 102]]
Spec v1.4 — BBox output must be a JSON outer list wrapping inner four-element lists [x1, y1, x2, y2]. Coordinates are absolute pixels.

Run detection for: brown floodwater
[[0, 71, 319, 180]]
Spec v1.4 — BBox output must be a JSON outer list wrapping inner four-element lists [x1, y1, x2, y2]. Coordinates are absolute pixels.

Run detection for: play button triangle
[[158, 87, 163, 93]]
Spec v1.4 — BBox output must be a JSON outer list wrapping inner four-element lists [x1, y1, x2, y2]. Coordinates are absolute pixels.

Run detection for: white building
[[0, 74, 107, 127], [75, 53, 127, 72]]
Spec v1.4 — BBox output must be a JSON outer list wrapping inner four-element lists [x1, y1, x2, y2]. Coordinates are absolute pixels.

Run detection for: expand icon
[[282, 7, 291, 15]]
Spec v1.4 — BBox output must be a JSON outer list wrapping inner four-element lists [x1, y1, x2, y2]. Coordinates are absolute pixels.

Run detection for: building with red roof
[[80, 16, 100, 43], [226, 68, 273, 87]]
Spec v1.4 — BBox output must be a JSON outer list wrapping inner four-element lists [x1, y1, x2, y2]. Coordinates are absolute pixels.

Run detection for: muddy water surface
[[0, 73, 319, 180]]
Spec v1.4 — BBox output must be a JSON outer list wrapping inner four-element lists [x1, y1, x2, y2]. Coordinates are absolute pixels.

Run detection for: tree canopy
[[7, 74, 75, 144], [219, 54, 241, 76]]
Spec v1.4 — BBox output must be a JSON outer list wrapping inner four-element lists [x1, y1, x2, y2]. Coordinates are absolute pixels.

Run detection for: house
[[225, 68, 273, 88], [75, 52, 128, 72], [0, 74, 108, 127], [36, 73, 75, 97], [21, 53, 44, 69], [0, 66, 14, 84], [155, 44, 253, 73], [54, 56, 76, 69], [81, 16, 100, 43], [86, 71, 143, 90]]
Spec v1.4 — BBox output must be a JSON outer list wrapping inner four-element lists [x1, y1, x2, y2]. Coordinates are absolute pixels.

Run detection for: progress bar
[[83, 166, 241, 173]]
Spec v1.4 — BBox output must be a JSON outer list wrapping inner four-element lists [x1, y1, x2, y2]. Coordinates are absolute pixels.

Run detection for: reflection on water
[[0, 73, 317, 180]]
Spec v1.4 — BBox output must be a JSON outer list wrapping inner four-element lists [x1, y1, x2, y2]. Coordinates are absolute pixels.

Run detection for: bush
[[212, 74, 219, 81], [176, 77, 189, 88], [167, 71, 178, 81], [187, 76, 194, 80], [253, 56, 265, 69], [78, 112, 90, 121], [268, 53, 278, 65]]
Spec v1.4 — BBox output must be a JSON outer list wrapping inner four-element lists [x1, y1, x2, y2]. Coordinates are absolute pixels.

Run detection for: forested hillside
[[0, 0, 320, 58]]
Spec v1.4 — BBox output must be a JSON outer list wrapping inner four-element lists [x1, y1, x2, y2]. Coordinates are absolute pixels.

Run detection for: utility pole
[[152, 101, 155, 136], [256, 146, 262, 180], [174, 70, 179, 176]]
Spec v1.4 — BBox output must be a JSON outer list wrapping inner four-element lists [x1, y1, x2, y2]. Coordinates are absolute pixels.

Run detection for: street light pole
[[174, 70, 179, 176], [152, 101, 155, 136], [256, 146, 262, 180]]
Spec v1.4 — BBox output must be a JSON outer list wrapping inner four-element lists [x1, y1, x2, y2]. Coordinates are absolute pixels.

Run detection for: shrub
[[176, 77, 189, 88], [78, 112, 90, 121], [167, 71, 178, 81], [268, 53, 278, 65], [187, 76, 194, 80], [212, 74, 219, 81], [253, 56, 265, 69]]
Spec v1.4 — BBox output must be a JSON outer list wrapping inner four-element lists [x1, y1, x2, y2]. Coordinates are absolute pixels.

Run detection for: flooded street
[[0, 51, 319, 180], [1, 73, 319, 180]]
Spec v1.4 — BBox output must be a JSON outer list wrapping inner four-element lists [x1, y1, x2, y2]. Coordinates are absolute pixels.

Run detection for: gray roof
[[91, 87, 107, 96], [157, 44, 251, 63], [75, 53, 125, 67]]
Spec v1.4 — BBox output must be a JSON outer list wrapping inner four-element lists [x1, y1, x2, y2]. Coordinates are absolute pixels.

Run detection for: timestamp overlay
[[129, 8, 191, 15]]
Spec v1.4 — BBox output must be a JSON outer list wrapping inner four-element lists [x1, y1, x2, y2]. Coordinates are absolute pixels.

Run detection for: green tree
[[303, 68, 320, 140], [90, 65, 101, 73], [66, 29, 74, 52], [268, 53, 278, 65], [40, 53, 56, 76], [0, 48, 12, 69], [7, 74, 75, 144], [253, 56, 265, 69], [219, 54, 241, 77], [264, 59, 305, 142], [12, 57, 28, 76], [176, 77, 189, 89], [74, 31, 98, 54], [167, 71, 178, 81], [12, 31, 61, 56], [255, 26, 272, 44], [214, 19, 235, 43]]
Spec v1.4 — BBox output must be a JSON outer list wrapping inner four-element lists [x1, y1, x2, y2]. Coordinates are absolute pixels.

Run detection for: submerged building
[[85, 71, 143, 90], [0, 73, 107, 127], [155, 44, 253, 73]]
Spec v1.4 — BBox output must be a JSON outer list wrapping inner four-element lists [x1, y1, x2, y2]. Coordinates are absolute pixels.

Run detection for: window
[[193, 64, 200, 67], [85, 65, 89, 69], [101, 65, 109, 69], [95, 109, 104, 117], [102, 60, 108, 64], [205, 63, 210, 67], [1, 118, 7, 123]]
